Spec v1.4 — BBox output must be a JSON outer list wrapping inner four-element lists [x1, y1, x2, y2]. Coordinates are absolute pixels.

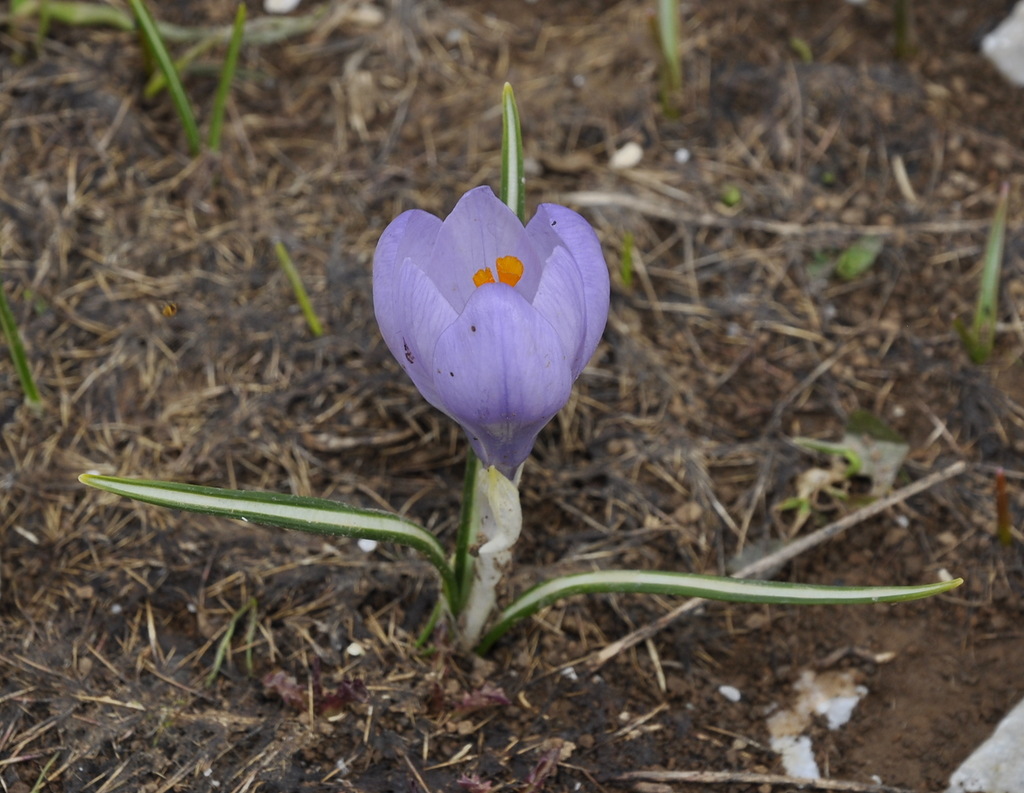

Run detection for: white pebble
[[983, 1, 1024, 86], [718, 684, 742, 702], [674, 147, 691, 164], [265, 0, 301, 12], [610, 142, 643, 170], [357, 538, 378, 553]]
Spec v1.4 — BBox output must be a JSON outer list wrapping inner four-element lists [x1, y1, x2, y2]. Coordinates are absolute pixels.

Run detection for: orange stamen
[[495, 255, 524, 286], [473, 268, 496, 287]]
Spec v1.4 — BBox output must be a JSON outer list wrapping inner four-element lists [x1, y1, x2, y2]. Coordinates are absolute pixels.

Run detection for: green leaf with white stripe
[[475, 569, 963, 653], [80, 474, 457, 606], [500, 82, 525, 223]]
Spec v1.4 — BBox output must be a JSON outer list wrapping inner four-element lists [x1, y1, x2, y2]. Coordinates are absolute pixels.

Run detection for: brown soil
[[2, 1, 1023, 791]]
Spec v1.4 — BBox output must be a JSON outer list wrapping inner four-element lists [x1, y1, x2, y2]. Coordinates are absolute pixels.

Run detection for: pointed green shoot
[[475, 569, 963, 653], [654, 0, 682, 118], [955, 182, 1009, 364], [126, 0, 202, 156], [500, 83, 525, 223], [0, 274, 42, 413], [206, 3, 246, 152], [620, 231, 635, 290], [274, 242, 324, 337], [79, 474, 456, 606], [835, 235, 883, 281]]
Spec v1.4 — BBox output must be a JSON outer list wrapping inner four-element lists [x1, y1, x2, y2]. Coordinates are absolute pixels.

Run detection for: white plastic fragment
[[610, 142, 643, 170], [772, 735, 820, 778], [982, 1, 1024, 87], [718, 684, 742, 702], [265, 0, 301, 12], [357, 538, 378, 553], [767, 669, 868, 779], [947, 697, 1024, 793]]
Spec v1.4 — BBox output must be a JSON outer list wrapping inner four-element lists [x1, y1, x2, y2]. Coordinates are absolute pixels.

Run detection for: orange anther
[[495, 255, 524, 286], [473, 268, 496, 287]]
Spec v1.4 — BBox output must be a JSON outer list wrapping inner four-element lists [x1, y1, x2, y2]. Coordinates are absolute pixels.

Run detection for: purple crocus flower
[[373, 186, 609, 477]]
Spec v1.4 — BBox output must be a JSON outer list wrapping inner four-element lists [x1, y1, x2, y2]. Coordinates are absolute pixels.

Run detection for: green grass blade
[[28, 751, 60, 793], [475, 570, 962, 653], [0, 274, 43, 413], [143, 37, 219, 100], [500, 83, 525, 223], [206, 596, 255, 686], [274, 242, 324, 337], [79, 474, 457, 605], [126, 0, 202, 156], [206, 3, 246, 152]]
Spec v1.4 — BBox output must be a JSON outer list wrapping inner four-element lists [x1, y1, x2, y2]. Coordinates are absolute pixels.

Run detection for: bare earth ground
[[2, 0, 1024, 791]]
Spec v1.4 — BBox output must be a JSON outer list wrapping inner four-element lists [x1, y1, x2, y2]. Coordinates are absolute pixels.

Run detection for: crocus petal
[[528, 203, 609, 364], [373, 209, 444, 349], [431, 286, 573, 476], [425, 187, 534, 312], [527, 244, 587, 370], [378, 260, 458, 410]]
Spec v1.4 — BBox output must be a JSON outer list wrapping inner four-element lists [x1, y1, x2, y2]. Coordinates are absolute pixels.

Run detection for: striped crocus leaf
[[475, 569, 963, 653], [80, 474, 457, 605]]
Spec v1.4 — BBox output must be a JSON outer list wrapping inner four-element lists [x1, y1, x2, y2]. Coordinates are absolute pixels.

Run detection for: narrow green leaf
[[0, 273, 43, 413], [126, 0, 202, 156], [206, 3, 246, 152], [274, 242, 324, 337], [500, 83, 525, 223], [475, 570, 962, 653], [79, 474, 456, 605]]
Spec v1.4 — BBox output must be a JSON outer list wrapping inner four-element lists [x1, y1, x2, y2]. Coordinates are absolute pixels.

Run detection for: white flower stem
[[458, 465, 522, 648]]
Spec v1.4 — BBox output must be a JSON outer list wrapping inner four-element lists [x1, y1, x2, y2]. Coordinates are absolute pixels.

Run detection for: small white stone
[[718, 684, 742, 702], [265, 0, 301, 12], [561, 666, 579, 682], [982, 1, 1024, 86], [345, 642, 365, 657], [674, 147, 691, 164], [610, 141, 643, 170], [948, 697, 1024, 793], [357, 538, 378, 553]]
